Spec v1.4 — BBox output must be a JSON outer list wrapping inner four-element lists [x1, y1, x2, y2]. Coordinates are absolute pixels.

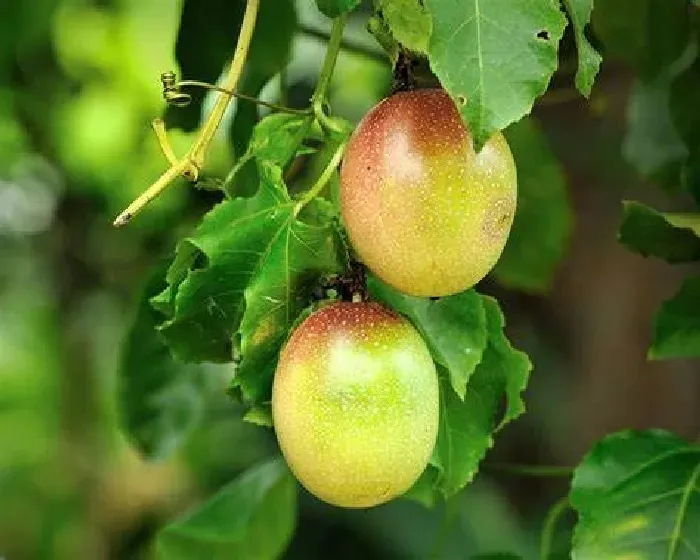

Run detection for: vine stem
[[484, 462, 574, 478], [113, 0, 260, 227], [311, 15, 348, 135], [188, 0, 259, 166], [540, 497, 570, 560], [295, 141, 346, 212]]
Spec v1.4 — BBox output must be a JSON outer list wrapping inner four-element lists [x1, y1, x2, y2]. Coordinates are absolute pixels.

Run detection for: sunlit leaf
[[424, 0, 566, 147], [561, 0, 602, 96], [405, 296, 531, 500], [154, 164, 347, 406], [376, 0, 432, 54], [570, 430, 700, 559], [369, 277, 488, 399]]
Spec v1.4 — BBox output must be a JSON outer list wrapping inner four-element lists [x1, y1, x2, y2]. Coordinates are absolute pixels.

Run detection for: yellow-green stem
[[113, 161, 190, 227], [113, 0, 260, 226], [540, 497, 570, 560], [152, 119, 178, 165], [189, 0, 260, 166], [311, 15, 347, 134], [295, 142, 346, 213]]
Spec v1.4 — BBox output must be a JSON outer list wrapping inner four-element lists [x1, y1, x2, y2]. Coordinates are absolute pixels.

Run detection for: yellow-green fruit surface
[[340, 88, 517, 297], [272, 302, 438, 508]]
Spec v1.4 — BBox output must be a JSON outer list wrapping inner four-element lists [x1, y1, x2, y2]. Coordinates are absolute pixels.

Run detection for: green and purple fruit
[[272, 301, 438, 508], [340, 88, 517, 297]]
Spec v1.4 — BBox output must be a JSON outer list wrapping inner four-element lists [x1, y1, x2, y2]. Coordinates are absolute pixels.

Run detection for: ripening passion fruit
[[340, 88, 517, 297], [272, 301, 438, 508]]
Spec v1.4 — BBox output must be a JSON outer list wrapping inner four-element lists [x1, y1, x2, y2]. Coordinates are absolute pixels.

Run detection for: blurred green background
[[1, 1, 699, 558]]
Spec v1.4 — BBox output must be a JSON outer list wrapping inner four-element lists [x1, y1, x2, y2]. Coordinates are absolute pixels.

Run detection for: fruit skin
[[272, 301, 438, 508], [340, 88, 517, 297]]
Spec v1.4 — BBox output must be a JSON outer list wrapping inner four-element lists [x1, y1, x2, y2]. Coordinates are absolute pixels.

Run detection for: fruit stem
[[540, 497, 570, 560], [295, 141, 346, 212], [484, 462, 573, 478], [311, 15, 348, 135], [113, 0, 260, 227]]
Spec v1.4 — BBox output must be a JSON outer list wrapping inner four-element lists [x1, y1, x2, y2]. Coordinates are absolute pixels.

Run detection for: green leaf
[[671, 54, 700, 205], [315, 0, 361, 18], [562, 0, 602, 96], [119, 265, 217, 460], [369, 276, 488, 399], [155, 457, 297, 560], [248, 114, 313, 169], [243, 404, 273, 428], [155, 164, 347, 404], [225, 113, 313, 195], [402, 468, 440, 508], [619, 201, 700, 263], [570, 429, 700, 559], [421, 296, 532, 499], [649, 277, 700, 360], [424, 0, 567, 148], [367, 15, 400, 63], [495, 118, 572, 292], [376, 0, 432, 54], [624, 76, 690, 180], [592, 0, 690, 80]]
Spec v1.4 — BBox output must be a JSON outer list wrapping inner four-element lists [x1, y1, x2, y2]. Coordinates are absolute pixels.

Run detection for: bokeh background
[[1, 1, 699, 558]]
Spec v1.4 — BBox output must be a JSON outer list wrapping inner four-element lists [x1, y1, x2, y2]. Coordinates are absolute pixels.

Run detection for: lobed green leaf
[[154, 164, 347, 405], [403, 295, 531, 501]]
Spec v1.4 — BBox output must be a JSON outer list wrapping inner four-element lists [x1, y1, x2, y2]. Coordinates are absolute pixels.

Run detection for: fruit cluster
[[272, 89, 517, 508]]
